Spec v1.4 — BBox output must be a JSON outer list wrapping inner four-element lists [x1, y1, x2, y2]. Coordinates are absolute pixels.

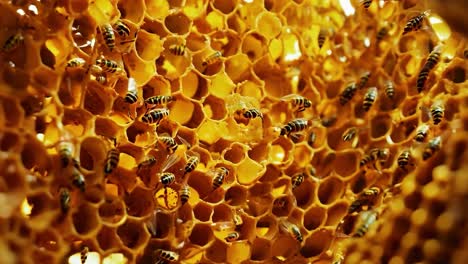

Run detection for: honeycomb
[[0, 0, 467, 263]]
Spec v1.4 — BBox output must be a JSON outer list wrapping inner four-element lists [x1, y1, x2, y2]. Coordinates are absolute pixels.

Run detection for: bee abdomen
[[104, 148, 120, 174], [339, 83, 357, 105], [125, 90, 138, 104], [142, 108, 170, 124], [243, 109, 263, 119]]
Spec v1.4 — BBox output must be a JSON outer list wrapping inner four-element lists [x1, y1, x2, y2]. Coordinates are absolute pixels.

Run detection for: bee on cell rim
[[403, 10, 430, 35], [80, 246, 89, 264], [104, 147, 120, 174], [202, 51, 222, 66], [280, 118, 309, 136], [113, 20, 131, 38], [385, 80, 395, 99], [160, 172, 176, 186], [280, 94, 312, 112], [431, 100, 444, 125], [225, 231, 240, 242], [2, 32, 24, 52], [242, 108, 263, 120], [353, 210, 378, 237], [358, 71, 371, 90], [66, 57, 86, 68], [362, 87, 377, 111], [291, 172, 305, 190], [179, 184, 190, 205], [153, 249, 179, 262], [100, 24, 115, 50], [159, 136, 178, 153], [145, 95, 175, 107], [59, 187, 70, 213], [360, 148, 390, 167], [414, 124, 430, 142], [184, 155, 199, 175], [169, 44, 186, 56], [423, 136, 441, 160], [137, 156, 157, 171], [318, 28, 327, 49], [397, 149, 412, 171], [142, 108, 170, 124], [280, 221, 303, 242], [339, 82, 358, 105], [95, 58, 120, 73], [417, 45, 442, 93], [212, 167, 229, 190]]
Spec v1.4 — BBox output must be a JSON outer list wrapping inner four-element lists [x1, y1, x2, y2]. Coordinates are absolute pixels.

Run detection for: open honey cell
[[333, 150, 360, 177], [300, 229, 333, 258], [117, 0, 145, 24], [116, 219, 149, 250], [317, 176, 344, 205], [79, 137, 108, 171], [148, 210, 173, 239], [189, 223, 214, 247], [0, 95, 24, 128], [71, 15, 96, 55], [202, 95, 227, 120], [72, 203, 100, 235], [98, 196, 126, 226], [293, 180, 316, 209], [33, 229, 60, 252], [255, 215, 278, 240], [303, 206, 326, 231]]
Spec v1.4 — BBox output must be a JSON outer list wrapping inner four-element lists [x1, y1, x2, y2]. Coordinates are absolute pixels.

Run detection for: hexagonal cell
[[98, 196, 127, 226], [189, 223, 214, 246], [210, 30, 241, 57], [32, 249, 56, 264], [317, 176, 344, 205], [205, 239, 227, 262], [148, 210, 174, 238], [390, 116, 418, 144], [193, 201, 213, 222], [272, 195, 294, 217], [0, 129, 21, 152], [334, 150, 360, 177], [293, 180, 315, 209], [97, 226, 122, 251], [79, 137, 108, 171], [303, 206, 326, 231], [300, 229, 333, 258], [241, 32, 268, 62], [0, 95, 24, 128], [21, 135, 50, 171], [212, 203, 233, 223], [181, 70, 209, 100], [225, 54, 252, 84], [202, 95, 227, 120], [250, 237, 271, 261], [34, 229, 60, 252], [311, 150, 336, 180], [117, 0, 145, 23], [224, 185, 247, 206], [62, 108, 94, 137], [370, 113, 393, 139], [325, 201, 348, 227], [122, 50, 156, 85], [83, 82, 113, 116], [255, 215, 278, 240], [164, 12, 191, 35], [71, 15, 96, 55], [72, 203, 100, 235], [255, 11, 283, 40], [116, 219, 150, 249]]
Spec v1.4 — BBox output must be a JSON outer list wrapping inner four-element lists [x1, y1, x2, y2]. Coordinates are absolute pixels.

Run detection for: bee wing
[[177, 135, 192, 149], [161, 153, 182, 172], [279, 94, 301, 101], [146, 209, 158, 236], [211, 221, 235, 231], [127, 77, 137, 93]]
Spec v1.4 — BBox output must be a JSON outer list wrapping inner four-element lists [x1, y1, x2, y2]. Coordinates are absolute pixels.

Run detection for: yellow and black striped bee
[[342, 127, 358, 142], [113, 20, 131, 38], [280, 220, 303, 242], [385, 80, 395, 99], [397, 149, 412, 171], [348, 187, 381, 213], [430, 100, 444, 125], [242, 108, 263, 120], [339, 82, 358, 105], [80, 246, 89, 264], [358, 71, 371, 90], [307, 131, 316, 147], [142, 108, 170, 124], [137, 156, 157, 171], [160, 172, 176, 186], [57, 141, 74, 168], [100, 24, 115, 50], [94, 74, 107, 84], [124, 77, 138, 104], [280, 118, 309, 136], [95, 58, 120, 73], [359, 148, 390, 167], [184, 154, 200, 175], [280, 94, 312, 112], [71, 161, 85, 193], [212, 167, 229, 190], [376, 26, 389, 42], [422, 136, 441, 160], [225, 231, 240, 242], [417, 45, 442, 93], [145, 95, 175, 107], [66, 57, 86, 68], [104, 144, 120, 174], [179, 184, 190, 205], [169, 44, 186, 56], [202, 51, 222, 66], [291, 172, 305, 190], [159, 136, 178, 153], [318, 28, 327, 49], [403, 11, 430, 35], [414, 124, 429, 142], [154, 249, 179, 262], [353, 210, 378, 237], [362, 87, 377, 111], [2, 32, 24, 52], [59, 187, 70, 213]]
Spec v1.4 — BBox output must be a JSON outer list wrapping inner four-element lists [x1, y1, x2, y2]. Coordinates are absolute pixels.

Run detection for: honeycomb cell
[[334, 150, 359, 177], [0, 95, 24, 128], [242, 32, 268, 62], [256, 215, 278, 239], [20, 135, 49, 170], [317, 176, 344, 205], [203, 95, 227, 120], [255, 11, 283, 40], [370, 114, 393, 139], [193, 202, 212, 222], [164, 12, 191, 35], [205, 239, 227, 262], [189, 223, 213, 246], [303, 206, 326, 231], [116, 219, 149, 250], [293, 180, 315, 209], [71, 15, 96, 54], [0, 130, 21, 152], [72, 203, 100, 235], [98, 196, 126, 226], [301, 229, 333, 258], [250, 237, 271, 261], [123, 50, 156, 85], [117, 0, 145, 24], [224, 185, 247, 206]]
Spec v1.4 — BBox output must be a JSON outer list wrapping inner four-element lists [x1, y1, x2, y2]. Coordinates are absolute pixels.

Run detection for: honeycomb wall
[[0, 0, 467, 263]]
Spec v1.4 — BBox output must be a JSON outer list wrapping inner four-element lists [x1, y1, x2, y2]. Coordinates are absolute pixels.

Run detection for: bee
[[57, 141, 74, 168], [233, 211, 243, 225], [154, 249, 179, 262], [321, 115, 337, 127], [95, 58, 120, 73], [397, 149, 412, 170], [212, 167, 229, 190], [342, 127, 358, 142], [94, 74, 107, 84], [422, 136, 441, 160], [307, 131, 316, 147], [358, 71, 371, 90], [353, 210, 378, 237], [362, 87, 377, 111], [142, 108, 170, 124], [59, 187, 70, 213], [339, 82, 358, 105], [2, 32, 24, 52], [359, 148, 390, 167], [159, 135, 178, 153], [414, 124, 429, 142], [169, 44, 186, 56], [66, 58, 86, 68], [318, 28, 327, 48], [124, 77, 138, 104], [202, 51, 222, 66], [80, 246, 89, 264], [430, 100, 444, 125], [417, 45, 442, 93], [179, 184, 190, 205], [280, 220, 303, 242], [291, 172, 305, 190], [145, 95, 175, 107], [403, 11, 430, 35], [280, 94, 312, 112], [225, 231, 240, 242], [348, 187, 381, 213], [376, 26, 389, 42], [100, 24, 115, 50], [137, 156, 157, 171], [385, 80, 395, 99], [360, 0, 372, 8], [113, 20, 131, 38], [160, 172, 176, 186], [160, 153, 182, 172], [72, 162, 85, 193], [184, 153, 200, 175], [280, 118, 309, 136], [242, 108, 263, 119], [104, 141, 120, 174]]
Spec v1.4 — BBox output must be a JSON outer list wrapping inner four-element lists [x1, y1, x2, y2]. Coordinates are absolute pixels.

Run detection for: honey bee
[[80, 246, 89, 264], [339, 82, 358, 105], [169, 44, 186, 56], [376, 26, 389, 42], [342, 127, 358, 142], [2, 32, 24, 52], [385, 80, 395, 99], [71, 163, 85, 193], [353, 210, 378, 237], [100, 24, 116, 50], [417, 45, 442, 93], [414, 124, 429, 142], [280, 118, 309, 136], [233, 210, 243, 225], [57, 141, 74, 168], [159, 135, 178, 153], [280, 220, 303, 242], [142, 108, 170, 124], [184, 153, 200, 175], [160, 172, 176, 186], [359, 148, 390, 168], [145, 95, 175, 107], [422, 136, 441, 160], [362, 87, 378, 111], [321, 115, 337, 127], [212, 167, 229, 190], [358, 71, 371, 90], [318, 28, 327, 48], [104, 140, 120, 174], [124, 77, 138, 104], [307, 131, 316, 147], [179, 184, 190, 205], [113, 20, 130, 38], [137, 155, 157, 171], [241, 108, 263, 119], [154, 249, 179, 262], [291, 172, 305, 190], [94, 74, 107, 84], [225, 231, 240, 242], [397, 149, 412, 171], [403, 11, 430, 35], [430, 100, 444, 125], [348, 187, 381, 213], [95, 58, 121, 73], [59, 187, 70, 213], [202, 51, 222, 66], [66, 57, 86, 68], [280, 94, 312, 112]]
